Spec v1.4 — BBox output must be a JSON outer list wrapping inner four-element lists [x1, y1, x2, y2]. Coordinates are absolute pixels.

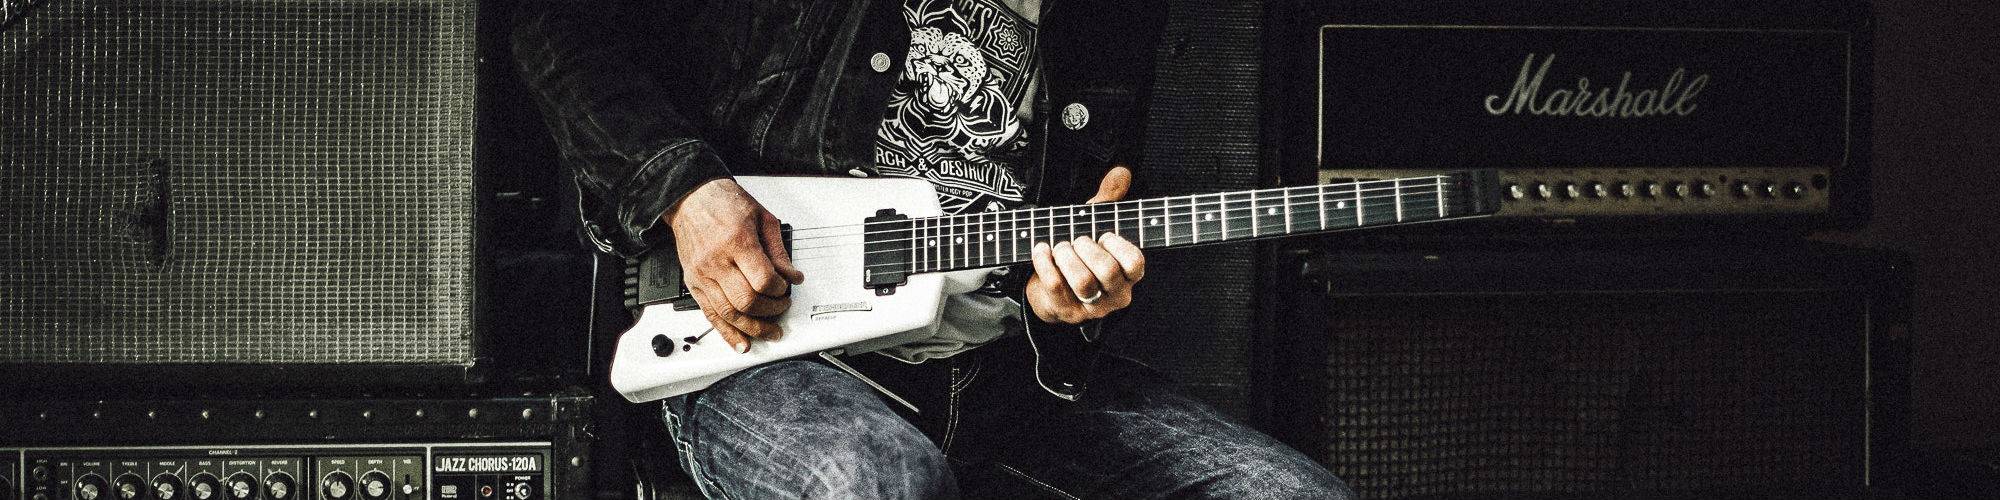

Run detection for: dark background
[[1816, 0, 2000, 454]]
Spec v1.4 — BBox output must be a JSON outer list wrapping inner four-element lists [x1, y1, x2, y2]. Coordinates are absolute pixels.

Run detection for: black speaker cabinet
[[0, 0, 587, 388], [1274, 241, 1911, 498]]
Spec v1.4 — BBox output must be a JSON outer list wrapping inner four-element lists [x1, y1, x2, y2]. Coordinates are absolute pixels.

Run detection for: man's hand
[[1027, 166, 1146, 324], [666, 178, 805, 353]]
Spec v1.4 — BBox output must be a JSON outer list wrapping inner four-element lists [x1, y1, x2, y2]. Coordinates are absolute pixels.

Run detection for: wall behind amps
[[1271, 243, 1911, 498], [1269, 0, 1872, 234]]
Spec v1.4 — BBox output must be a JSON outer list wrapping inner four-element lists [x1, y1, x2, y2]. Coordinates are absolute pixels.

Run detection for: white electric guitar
[[610, 171, 1502, 403]]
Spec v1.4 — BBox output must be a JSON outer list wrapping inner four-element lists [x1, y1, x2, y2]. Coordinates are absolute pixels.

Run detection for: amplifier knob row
[[1505, 179, 1807, 202]]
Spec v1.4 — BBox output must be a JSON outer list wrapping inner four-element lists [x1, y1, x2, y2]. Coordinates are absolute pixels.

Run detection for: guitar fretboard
[[862, 173, 1487, 276]]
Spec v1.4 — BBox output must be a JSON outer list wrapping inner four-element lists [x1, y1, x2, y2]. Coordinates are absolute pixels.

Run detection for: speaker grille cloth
[[0, 0, 476, 364], [1312, 293, 1866, 497], [1113, 0, 1264, 418]]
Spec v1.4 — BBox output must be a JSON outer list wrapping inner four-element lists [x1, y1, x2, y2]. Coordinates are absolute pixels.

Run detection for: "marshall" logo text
[[1483, 53, 1708, 118]]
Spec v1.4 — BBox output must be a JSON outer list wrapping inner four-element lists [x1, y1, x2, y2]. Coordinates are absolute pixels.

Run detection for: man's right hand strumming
[[665, 178, 805, 354]]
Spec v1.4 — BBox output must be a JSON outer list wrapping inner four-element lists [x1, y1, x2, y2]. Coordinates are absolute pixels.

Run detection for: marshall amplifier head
[[1269, 0, 1871, 232]]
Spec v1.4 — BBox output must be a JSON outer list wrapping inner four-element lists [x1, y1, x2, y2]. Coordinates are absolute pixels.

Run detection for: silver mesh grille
[[1, 0, 476, 365]]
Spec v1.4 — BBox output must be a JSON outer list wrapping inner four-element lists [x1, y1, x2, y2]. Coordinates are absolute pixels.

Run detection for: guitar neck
[[863, 170, 1503, 276]]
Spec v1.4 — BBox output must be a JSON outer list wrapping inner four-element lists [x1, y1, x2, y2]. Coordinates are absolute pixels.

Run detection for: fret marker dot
[[1338, 201, 1349, 209], [985, 235, 994, 241], [1203, 214, 1215, 221], [1266, 208, 1278, 215], [928, 239, 937, 246], [954, 237, 964, 244], [1019, 231, 1027, 237], [1150, 218, 1160, 226]]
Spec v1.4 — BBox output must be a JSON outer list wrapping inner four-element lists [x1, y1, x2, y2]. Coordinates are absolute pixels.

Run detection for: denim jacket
[[511, 0, 1161, 261]]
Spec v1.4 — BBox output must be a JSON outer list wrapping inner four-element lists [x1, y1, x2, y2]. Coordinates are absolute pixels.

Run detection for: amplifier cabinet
[[1272, 242, 1911, 498], [0, 392, 595, 500], [1267, 0, 1872, 231], [0, 0, 589, 388]]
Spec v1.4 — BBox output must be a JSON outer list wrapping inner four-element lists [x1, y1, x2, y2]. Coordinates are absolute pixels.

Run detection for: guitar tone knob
[[650, 334, 674, 357]]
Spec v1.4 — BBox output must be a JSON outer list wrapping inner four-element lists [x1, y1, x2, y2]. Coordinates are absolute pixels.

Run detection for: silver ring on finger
[[1076, 289, 1105, 305]]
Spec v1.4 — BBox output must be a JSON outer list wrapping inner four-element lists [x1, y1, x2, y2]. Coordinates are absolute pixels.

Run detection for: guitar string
[[768, 176, 1456, 240], [781, 184, 1462, 253], [779, 180, 1458, 252], [777, 198, 1470, 275], [777, 176, 1455, 241], [777, 202, 1471, 279], [781, 197, 1468, 267]]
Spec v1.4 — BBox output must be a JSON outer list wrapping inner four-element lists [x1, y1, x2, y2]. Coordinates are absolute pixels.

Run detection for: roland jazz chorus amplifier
[[1268, 0, 1872, 232], [0, 392, 596, 500]]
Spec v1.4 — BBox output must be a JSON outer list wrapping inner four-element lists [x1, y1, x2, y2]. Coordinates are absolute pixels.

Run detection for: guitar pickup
[[860, 209, 913, 295]]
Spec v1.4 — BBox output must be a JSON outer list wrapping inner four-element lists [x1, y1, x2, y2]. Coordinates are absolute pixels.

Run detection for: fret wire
[[1393, 178, 1404, 222], [1436, 177, 1447, 218], [899, 177, 1456, 270]]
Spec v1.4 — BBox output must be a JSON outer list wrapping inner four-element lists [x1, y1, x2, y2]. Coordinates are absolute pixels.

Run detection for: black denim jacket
[[513, 2, 1161, 390], [511, 0, 1162, 260]]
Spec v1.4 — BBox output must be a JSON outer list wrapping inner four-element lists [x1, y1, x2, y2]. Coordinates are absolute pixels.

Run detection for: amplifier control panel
[[7, 445, 550, 500], [1323, 167, 1832, 220]]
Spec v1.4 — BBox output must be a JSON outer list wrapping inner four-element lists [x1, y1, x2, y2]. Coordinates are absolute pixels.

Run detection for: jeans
[[660, 336, 1353, 499]]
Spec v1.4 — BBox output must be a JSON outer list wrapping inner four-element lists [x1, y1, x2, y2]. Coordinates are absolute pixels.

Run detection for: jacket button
[[870, 52, 892, 73], [1061, 102, 1090, 130]]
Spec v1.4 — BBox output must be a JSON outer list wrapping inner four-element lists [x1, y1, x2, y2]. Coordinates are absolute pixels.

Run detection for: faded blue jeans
[[660, 336, 1353, 499]]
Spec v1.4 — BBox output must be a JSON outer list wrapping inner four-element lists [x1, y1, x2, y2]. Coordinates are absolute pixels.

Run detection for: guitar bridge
[[861, 209, 913, 295]]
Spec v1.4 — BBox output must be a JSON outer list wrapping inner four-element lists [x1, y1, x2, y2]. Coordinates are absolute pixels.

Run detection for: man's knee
[[677, 361, 956, 498], [794, 422, 954, 498], [1205, 448, 1354, 500]]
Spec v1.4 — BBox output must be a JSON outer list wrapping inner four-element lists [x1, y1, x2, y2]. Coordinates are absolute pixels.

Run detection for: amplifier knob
[[358, 472, 391, 500], [1532, 182, 1553, 200], [320, 472, 353, 500], [1693, 181, 1715, 199], [1504, 183, 1526, 201], [1640, 181, 1663, 198], [263, 473, 294, 500], [1732, 180, 1753, 198], [1759, 181, 1779, 198], [189, 474, 221, 500], [32, 466, 51, 483], [1614, 182, 1635, 198], [224, 473, 258, 500], [1557, 182, 1580, 200], [1583, 181, 1608, 199], [1783, 181, 1808, 199], [116, 474, 145, 500], [154, 474, 185, 500], [77, 474, 109, 500], [1667, 182, 1688, 199]]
